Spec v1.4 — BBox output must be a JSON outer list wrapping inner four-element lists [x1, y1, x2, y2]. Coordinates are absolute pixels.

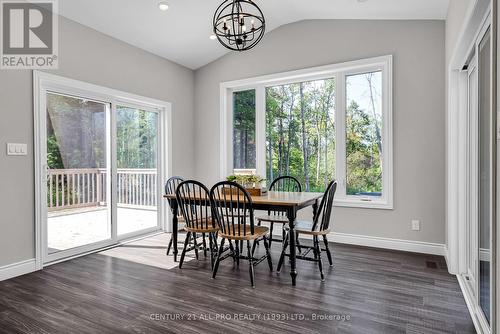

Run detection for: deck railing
[[47, 168, 158, 211]]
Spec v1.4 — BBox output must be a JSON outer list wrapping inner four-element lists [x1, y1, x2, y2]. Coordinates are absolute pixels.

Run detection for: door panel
[[46, 93, 112, 256], [116, 105, 160, 236], [477, 27, 492, 324]]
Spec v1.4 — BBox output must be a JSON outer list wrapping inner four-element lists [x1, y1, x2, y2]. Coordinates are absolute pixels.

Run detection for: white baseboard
[[0, 259, 37, 281], [327, 232, 446, 256]]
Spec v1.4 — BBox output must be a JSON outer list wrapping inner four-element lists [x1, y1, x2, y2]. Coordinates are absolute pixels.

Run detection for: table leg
[[172, 202, 179, 262], [287, 207, 298, 286]]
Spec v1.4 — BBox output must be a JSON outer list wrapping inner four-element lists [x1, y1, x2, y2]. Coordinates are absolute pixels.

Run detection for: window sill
[[333, 199, 393, 210]]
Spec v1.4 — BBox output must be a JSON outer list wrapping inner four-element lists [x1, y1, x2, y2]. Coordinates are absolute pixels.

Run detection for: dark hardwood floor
[[0, 234, 475, 334]]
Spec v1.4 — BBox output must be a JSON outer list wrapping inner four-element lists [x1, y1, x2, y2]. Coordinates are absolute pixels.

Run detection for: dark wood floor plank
[[0, 234, 475, 334]]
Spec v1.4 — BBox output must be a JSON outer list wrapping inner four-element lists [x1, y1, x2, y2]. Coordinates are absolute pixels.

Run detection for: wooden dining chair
[[176, 180, 219, 269], [277, 180, 337, 281], [210, 181, 273, 288], [165, 176, 185, 255], [256, 176, 302, 249]]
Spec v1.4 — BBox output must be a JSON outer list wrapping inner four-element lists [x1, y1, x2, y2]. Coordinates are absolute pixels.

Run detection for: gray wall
[[194, 20, 446, 244], [446, 0, 473, 65], [0, 16, 195, 267]]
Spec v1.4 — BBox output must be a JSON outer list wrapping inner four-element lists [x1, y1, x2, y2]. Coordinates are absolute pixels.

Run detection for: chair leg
[[166, 237, 173, 255], [209, 232, 217, 270], [202, 233, 207, 258], [269, 222, 274, 249], [255, 220, 261, 246], [311, 233, 318, 260], [212, 238, 226, 279], [247, 240, 255, 288], [263, 235, 273, 272], [179, 232, 191, 269], [192, 233, 199, 260], [277, 231, 289, 273], [314, 236, 325, 281], [235, 241, 240, 266], [228, 241, 236, 263], [322, 234, 333, 267], [296, 233, 302, 254], [251, 237, 259, 255]]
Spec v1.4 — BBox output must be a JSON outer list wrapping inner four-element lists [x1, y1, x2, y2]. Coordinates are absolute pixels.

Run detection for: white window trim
[[220, 55, 393, 210]]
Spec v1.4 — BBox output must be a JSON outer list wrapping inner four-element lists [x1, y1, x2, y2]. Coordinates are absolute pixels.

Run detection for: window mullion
[[335, 72, 347, 198], [224, 89, 233, 177], [256, 85, 266, 178]]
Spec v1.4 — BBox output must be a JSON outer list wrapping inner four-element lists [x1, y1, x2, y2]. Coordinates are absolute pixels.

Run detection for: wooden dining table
[[164, 191, 323, 286]]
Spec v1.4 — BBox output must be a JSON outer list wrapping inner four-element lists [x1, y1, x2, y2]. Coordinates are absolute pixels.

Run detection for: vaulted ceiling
[[59, 0, 450, 69]]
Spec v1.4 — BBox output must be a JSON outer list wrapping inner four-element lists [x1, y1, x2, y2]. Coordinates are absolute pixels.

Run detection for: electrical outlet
[[411, 219, 421, 231]]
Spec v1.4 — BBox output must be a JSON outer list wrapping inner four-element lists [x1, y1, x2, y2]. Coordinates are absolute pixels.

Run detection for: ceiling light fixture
[[158, 1, 169, 11], [212, 0, 265, 51]]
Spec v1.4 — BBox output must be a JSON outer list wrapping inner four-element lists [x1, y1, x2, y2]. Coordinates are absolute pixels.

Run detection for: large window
[[222, 56, 393, 209]]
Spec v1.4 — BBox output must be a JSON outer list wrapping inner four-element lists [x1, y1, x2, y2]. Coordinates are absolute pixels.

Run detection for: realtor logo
[[1, 0, 58, 69]]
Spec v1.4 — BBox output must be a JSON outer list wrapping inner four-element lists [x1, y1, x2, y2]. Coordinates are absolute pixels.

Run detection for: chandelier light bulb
[[158, 1, 169, 11]]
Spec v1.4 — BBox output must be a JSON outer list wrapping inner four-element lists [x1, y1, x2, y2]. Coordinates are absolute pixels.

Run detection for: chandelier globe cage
[[212, 0, 266, 51]]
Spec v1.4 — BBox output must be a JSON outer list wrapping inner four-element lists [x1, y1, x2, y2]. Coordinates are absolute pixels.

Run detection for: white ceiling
[[59, 0, 450, 69]]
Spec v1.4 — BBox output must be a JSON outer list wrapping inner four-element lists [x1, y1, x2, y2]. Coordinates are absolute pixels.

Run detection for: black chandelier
[[212, 0, 265, 51]]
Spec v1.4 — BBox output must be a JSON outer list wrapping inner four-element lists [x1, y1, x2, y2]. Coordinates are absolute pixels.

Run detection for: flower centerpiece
[[226, 174, 267, 196]]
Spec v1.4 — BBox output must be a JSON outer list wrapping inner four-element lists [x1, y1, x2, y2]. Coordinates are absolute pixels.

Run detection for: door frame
[[467, 53, 479, 297], [33, 71, 172, 269], [447, 1, 496, 333]]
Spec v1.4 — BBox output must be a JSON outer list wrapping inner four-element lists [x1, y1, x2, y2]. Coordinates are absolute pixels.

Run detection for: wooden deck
[[0, 234, 475, 334], [48, 207, 157, 252]]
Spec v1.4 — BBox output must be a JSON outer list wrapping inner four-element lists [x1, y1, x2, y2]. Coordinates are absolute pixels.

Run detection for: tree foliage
[[264, 73, 383, 194], [116, 106, 158, 169], [46, 94, 158, 170], [233, 90, 256, 169], [266, 79, 336, 192]]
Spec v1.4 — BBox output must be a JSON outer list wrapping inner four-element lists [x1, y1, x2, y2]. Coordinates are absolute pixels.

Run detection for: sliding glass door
[[116, 105, 159, 236], [464, 21, 493, 329], [39, 80, 167, 264]]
